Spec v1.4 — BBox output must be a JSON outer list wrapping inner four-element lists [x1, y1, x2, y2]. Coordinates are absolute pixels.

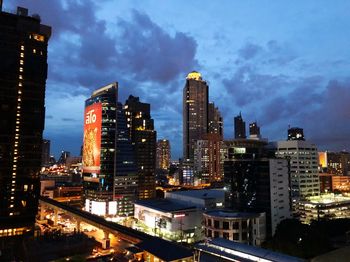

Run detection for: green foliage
[[263, 218, 350, 259]]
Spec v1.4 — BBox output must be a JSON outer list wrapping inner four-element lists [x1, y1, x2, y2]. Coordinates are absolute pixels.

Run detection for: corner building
[[83, 83, 138, 216], [183, 71, 209, 161], [0, 6, 51, 237]]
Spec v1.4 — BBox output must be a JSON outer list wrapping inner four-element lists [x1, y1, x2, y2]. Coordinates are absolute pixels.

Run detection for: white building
[[134, 199, 203, 243], [274, 140, 320, 203]]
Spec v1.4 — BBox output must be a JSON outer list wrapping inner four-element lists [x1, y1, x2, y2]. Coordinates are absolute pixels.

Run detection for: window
[[223, 232, 229, 239], [207, 229, 212, 237], [232, 222, 239, 229], [242, 232, 247, 241], [214, 231, 219, 238], [223, 221, 229, 230], [214, 220, 220, 229], [207, 219, 212, 227], [233, 233, 239, 240], [242, 221, 247, 229]]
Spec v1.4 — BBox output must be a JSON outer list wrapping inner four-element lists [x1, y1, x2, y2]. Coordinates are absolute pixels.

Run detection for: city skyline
[[6, 0, 350, 159]]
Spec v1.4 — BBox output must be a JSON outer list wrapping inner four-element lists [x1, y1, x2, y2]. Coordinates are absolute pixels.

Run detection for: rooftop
[[134, 199, 197, 213], [195, 238, 305, 262], [166, 189, 225, 200], [304, 194, 350, 205], [204, 210, 262, 219]]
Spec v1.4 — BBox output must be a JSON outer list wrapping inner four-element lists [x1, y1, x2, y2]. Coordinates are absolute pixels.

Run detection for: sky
[[7, 0, 350, 159]]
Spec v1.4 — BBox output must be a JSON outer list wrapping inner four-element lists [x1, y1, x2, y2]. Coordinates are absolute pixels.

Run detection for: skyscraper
[[0, 6, 51, 237], [208, 102, 223, 139], [124, 95, 157, 199], [156, 139, 171, 171], [41, 139, 50, 167], [287, 127, 305, 141], [183, 71, 209, 161], [234, 112, 246, 139], [83, 83, 138, 216], [249, 122, 261, 138]]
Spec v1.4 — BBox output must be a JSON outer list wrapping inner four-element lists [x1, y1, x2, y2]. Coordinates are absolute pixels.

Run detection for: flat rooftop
[[135, 199, 197, 213], [304, 194, 350, 204], [195, 238, 305, 262], [204, 210, 262, 219], [166, 189, 225, 199]]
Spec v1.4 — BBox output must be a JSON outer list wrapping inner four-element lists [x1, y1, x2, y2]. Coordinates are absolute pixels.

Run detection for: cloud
[[238, 43, 262, 60]]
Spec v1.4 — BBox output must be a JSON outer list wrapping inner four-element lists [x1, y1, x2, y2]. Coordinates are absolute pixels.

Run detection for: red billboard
[[83, 103, 102, 173]]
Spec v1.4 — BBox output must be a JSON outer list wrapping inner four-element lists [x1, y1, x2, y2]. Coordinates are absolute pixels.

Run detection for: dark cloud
[[238, 43, 262, 60]]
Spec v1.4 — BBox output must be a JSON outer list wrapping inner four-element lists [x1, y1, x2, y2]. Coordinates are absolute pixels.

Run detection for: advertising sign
[[82, 103, 102, 173]]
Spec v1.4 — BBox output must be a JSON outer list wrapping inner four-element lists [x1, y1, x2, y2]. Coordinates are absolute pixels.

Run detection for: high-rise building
[[249, 122, 261, 139], [82, 83, 138, 217], [194, 134, 223, 183], [183, 71, 209, 161], [41, 139, 50, 167], [208, 102, 223, 139], [57, 150, 70, 165], [273, 129, 320, 206], [124, 95, 156, 199], [0, 6, 51, 237], [327, 151, 350, 176], [156, 139, 171, 171], [224, 139, 291, 236], [234, 112, 246, 139]]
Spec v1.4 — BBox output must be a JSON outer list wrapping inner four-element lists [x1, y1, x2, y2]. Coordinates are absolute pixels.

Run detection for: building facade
[[41, 139, 50, 167], [0, 6, 51, 237], [183, 71, 209, 161], [125, 95, 156, 200], [194, 134, 223, 183], [82, 83, 138, 217], [203, 211, 266, 246], [234, 112, 246, 139], [208, 102, 223, 139], [224, 139, 291, 236], [156, 139, 171, 171]]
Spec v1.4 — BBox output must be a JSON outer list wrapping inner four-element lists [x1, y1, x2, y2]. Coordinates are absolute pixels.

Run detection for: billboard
[[83, 102, 102, 173]]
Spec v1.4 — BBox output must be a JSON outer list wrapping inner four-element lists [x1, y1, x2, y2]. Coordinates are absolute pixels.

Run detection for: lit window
[[24, 185, 28, 191], [21, 46, 24, 50], [33, 49, 36, 54], [20, 60, 23, 65], [19, 75, 23, 80], [19, 67, 23, 72], [20, 53, 24, 58]]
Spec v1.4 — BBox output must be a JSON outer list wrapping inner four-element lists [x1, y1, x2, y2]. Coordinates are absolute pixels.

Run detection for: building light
[[32, 33, 45, 42], [174, 214, 186, 218], [21, 46, 24, 50], [33, 49, 36, 54], [19, 67, 23, 72]]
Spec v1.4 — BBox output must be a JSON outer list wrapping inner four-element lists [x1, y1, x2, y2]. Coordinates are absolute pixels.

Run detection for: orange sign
[[83, 103, 102, 173]]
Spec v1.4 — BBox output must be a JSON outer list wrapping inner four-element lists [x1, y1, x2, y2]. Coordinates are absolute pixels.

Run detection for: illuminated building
[[156, 139, 171, 171], [208, 102, 223, 139], [181, 159, 195, 186], [194, 238, 304, 262], [194, 134, 223, 183], [134, 199, 203, 243], [298, 194, 350, 224], [327, 151, 350, 176], [318, 151, 327, 171], [57, 150, 70, 165], [273, 134, 320, 204], [203, 211, 266, 246], [83, 83, 138, 217], [183, 71, 209, 161], [287, 127, 305, 141], [234, 112, 246, 139], [41, 139, 50, 167], [224, 139, 291, 236], [124, 95, 156, 199], [319, 173, 350, 193], [0, 6, 51, 237], [249, 121, 261, 139]]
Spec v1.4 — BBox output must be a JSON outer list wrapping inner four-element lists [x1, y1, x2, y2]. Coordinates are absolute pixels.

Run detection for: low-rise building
[[203, 210, 266, 246], [134, 199, 203, 243], [299, 194, 350, 224]]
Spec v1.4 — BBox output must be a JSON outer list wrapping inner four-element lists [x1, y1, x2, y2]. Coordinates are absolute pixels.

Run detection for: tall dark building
[[287, 127, 305, 141], [234, 112, 246, 139], [208, 102, 223, 139], [41, 139, 50, 167], [124, 95, 156, 199], [0, 6, 51, 237], [83, 83, 138, 217], [183, 71, 209, 160], [249, 122, 260, 138], [224, 139, 291, 236], [57, 150, 70, 165]]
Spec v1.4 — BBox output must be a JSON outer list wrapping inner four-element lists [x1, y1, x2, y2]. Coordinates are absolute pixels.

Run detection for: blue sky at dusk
[[7, 1, 350, 159]]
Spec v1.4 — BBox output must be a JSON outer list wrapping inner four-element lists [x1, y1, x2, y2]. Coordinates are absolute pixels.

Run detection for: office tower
[[83, 83, 138, 216], [41, 139, 50, 167], [194, 134, 223, 183], [273, 129, 320, 206], [183, 71, 209, 161], [181, 159, 194, 186], [57, 150, 70, 165], [124, 95, 156, 199], [287, 127, 305, 141], [156, 139, 171, 171], [208, 102, 223, 139], [0, 6, 51, 237], [234, 112, 246, 139], [327, 151, 350, 176], [249, 122, 261, 138], [224, 139, 291, 236]]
